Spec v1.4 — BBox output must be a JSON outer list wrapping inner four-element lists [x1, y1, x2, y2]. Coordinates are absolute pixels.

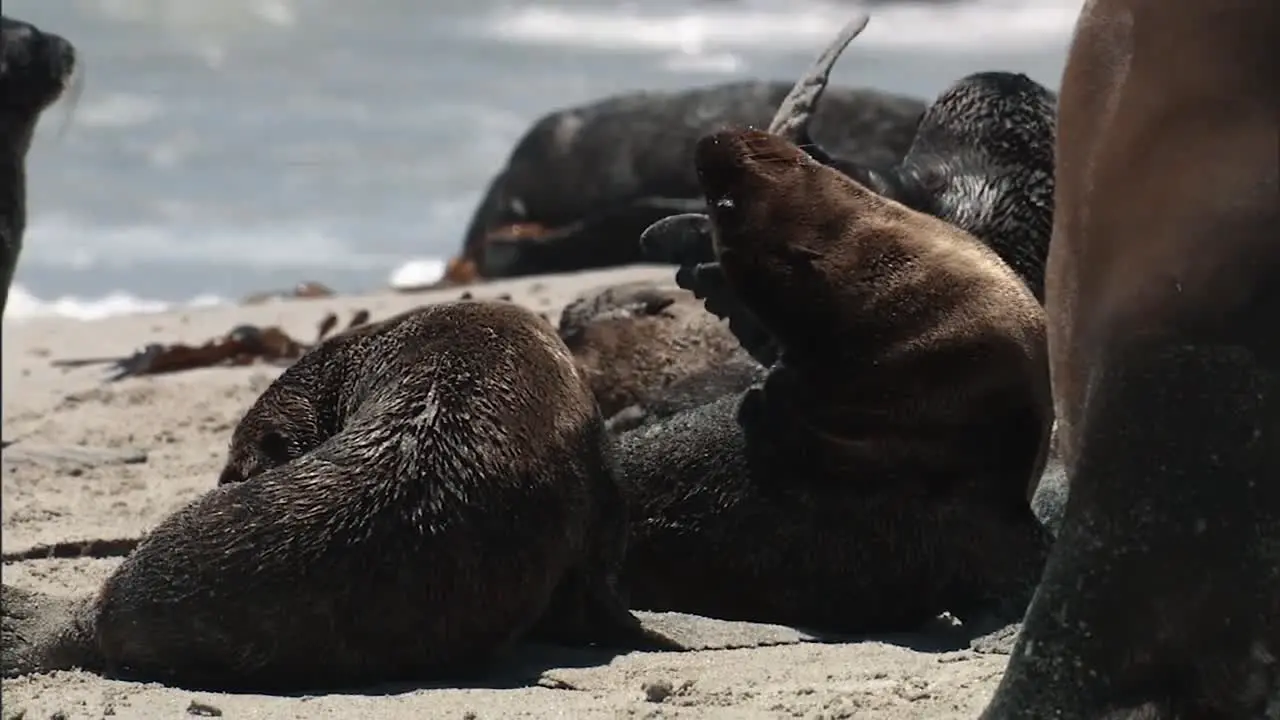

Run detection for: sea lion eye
[[714, 196, 736, 211], [920, 166, 948, 194]]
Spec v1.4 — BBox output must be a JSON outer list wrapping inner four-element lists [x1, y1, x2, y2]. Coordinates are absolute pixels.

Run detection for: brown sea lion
[[1, 15, 77, 319], [556, 280, 749, 422], [981, 0, 1280, 717], [642, 71, 1057, 303], [2, 301, 675, 692], [603, 353, 766, 434], [616, 118, 1054, 632]]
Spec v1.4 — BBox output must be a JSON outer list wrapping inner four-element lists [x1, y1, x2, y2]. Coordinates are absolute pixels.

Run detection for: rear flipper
[[2, 584, 99, 678]]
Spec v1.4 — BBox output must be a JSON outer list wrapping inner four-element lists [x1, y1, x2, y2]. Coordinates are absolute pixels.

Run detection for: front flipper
[[639, 214, 779, 366], [676, 262, 779, 368]]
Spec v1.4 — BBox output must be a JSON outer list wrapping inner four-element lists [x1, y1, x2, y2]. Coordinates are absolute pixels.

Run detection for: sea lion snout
[[0, 16, 76, 111], [695, 127, 803, 175], [639, 213, 714, 265]]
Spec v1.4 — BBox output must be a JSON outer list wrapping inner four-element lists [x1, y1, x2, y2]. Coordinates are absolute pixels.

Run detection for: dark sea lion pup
[[982, 0, 1279, 717], [616, 120, 1055, 632], [1, 15, 78, 318], [3, 301, 675, 692], [892, 71, 1056, 301]]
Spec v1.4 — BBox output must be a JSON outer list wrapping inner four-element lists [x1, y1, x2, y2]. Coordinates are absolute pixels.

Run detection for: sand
[[1, 265, 1010, 720]]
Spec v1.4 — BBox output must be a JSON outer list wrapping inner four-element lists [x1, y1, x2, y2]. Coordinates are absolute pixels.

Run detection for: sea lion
[[556, 280, 749, 422], [2, 301, 675, 691], [981, 1, 1280, 717], [0, 15, 77, 319], [642, 71, 1057, 302], [890, 72, 1056, 301], [616, 111, 1054, 636], [458, 81, 927, 278], [604, 354, 765, 434], [643, 18, 1057, 376]]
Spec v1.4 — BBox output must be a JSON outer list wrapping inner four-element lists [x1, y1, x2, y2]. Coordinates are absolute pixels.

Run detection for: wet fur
[[891, 72, 1056, 300], [461, 81, 926, 277], [0, 16, 76, 318], [616, 129, 1054, 632], [3, 302, 671, 691], [982, 1, 1280, 717]]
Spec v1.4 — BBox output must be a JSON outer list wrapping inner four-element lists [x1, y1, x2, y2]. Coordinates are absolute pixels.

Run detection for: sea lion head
[[691, 127, 870, 350], [218, 356, 340, 486], [897, 72, 1056, 298], [1, 16, 76, 143]]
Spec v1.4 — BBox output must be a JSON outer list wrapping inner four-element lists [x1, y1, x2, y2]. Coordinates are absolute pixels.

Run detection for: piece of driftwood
[[50, 309, 370, 381], [1, 444, 148, 469], [240, 281, 336, 306]]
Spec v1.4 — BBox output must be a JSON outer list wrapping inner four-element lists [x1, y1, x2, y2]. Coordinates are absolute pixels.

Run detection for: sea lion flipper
[[639, 212, 716, 266], [762, 12, 889, 185], [675, 262, 778, 366]]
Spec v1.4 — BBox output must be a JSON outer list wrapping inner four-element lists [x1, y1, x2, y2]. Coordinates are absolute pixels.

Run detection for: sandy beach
[[2, 265, 1011, 719]]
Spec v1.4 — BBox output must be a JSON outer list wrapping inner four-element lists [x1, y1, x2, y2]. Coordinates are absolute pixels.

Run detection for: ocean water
[[5, 0, 1080, 321]]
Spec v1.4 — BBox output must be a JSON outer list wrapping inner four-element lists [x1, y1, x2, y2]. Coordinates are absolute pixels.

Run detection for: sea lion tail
[[1, 537, 141, 563]]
